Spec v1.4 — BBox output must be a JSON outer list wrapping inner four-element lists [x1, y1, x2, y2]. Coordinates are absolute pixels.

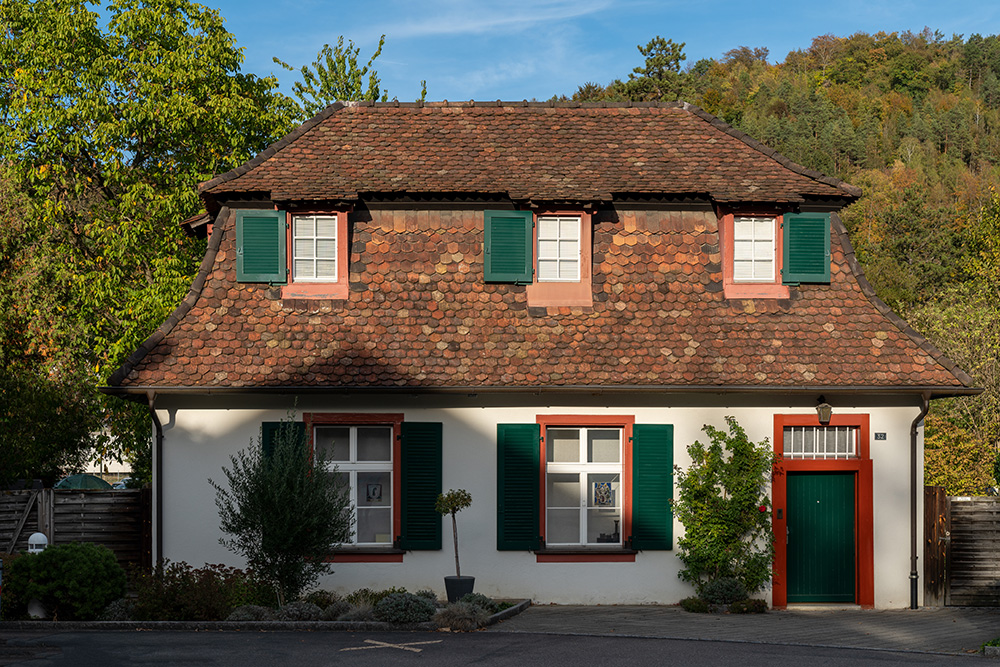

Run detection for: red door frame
[[772, 414, 874, 608]]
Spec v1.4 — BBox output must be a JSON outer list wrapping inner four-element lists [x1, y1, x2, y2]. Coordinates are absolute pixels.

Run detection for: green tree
[[210, 419, 353, 606], [275, 35, 391, 119], [0, 0, 298, 476], [673, 417, 774, 595], [619, 36, 689, 102]]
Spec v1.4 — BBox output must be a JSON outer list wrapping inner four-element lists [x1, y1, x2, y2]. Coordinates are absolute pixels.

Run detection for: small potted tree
[[436, 488, 474, 602]]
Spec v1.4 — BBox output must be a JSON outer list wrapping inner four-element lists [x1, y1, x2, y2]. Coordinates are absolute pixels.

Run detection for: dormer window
[[292, 215, 338, 282], [732, 216, 776, 283], [536, 215, 581, 282]]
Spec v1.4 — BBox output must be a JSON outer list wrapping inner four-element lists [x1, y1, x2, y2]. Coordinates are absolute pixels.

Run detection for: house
[[104, 101, 976, 608]]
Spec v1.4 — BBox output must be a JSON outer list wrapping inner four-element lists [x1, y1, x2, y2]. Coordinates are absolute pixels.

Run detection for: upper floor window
[[292, 215, 338, 282], [483, 209, 593, 307], [733, 216, 776, 283]]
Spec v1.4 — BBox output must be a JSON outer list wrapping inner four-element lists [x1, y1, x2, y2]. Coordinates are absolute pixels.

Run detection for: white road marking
[[340, 639, 444, 653]]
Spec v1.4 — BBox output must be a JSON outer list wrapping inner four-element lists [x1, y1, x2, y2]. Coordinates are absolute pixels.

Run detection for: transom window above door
[[783, 425, 858, 459]]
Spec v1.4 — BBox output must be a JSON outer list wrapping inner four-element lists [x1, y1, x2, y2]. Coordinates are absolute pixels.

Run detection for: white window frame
[[783, 425, 858, 460], [732, 215, 776, 283], [315, 424, 393, 546], [536, 215, 581, 282], [292, 214, 338, 282], [545, 426, 622, 546]]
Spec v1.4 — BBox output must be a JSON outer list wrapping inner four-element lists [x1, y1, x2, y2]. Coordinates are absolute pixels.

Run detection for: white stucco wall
[[152, 393, 924, 607]]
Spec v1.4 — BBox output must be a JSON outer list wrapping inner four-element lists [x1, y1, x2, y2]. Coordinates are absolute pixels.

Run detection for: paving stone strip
[[486, 605, 1000, 655]]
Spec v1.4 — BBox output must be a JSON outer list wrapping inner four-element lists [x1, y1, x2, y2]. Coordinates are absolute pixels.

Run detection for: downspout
[[147, 391, 163, 565], [910, 391, 931, 609]]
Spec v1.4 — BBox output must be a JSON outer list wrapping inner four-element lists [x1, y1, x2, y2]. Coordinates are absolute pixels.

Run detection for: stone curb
[[0, 600, 531, 632], [985, 645, 1000, 658]]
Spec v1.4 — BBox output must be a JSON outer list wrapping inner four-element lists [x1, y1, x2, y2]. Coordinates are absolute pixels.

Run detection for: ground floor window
[[315, 425, 394, 545], [545, 427, 623, 546]]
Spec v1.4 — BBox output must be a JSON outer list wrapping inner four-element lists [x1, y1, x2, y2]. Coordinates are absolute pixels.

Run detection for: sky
[[207, 0, 1000, 103]]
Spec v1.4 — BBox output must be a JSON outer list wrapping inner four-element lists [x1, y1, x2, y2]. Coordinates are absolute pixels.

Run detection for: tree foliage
[[210, 419, 353, 606], [275, 35, 390, 119], [0, 0, 298, 476], [673, 417, 775, 594]]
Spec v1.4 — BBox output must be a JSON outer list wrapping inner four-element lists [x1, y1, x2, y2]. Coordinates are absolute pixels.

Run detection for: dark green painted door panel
[[787, 472, 855, 602]]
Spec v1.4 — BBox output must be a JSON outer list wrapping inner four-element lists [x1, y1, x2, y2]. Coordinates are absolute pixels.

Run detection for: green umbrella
[[54, 474, 112, 490]]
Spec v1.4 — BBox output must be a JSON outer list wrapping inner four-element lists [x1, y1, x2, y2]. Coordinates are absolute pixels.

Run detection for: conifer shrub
[[275, 601, 323, 621], [15, 542, 126, 620], [679, 596, 710, 613], [700, 577, 748, 605]]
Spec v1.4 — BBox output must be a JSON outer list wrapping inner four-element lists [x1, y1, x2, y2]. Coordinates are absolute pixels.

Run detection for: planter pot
[[444, 575, 475, 602]]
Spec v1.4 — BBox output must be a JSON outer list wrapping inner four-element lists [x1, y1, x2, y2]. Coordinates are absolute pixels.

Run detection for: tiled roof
[[199, 102, 861, 204], [109, 206, 972, 392]]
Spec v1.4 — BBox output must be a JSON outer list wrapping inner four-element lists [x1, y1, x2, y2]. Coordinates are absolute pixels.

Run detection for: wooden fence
[[1, 489, 151, 571], [924, 487, 1000, 606]]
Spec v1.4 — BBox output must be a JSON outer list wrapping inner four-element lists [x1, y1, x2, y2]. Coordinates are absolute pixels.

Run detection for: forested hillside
[[575, 30, 1000, 493]]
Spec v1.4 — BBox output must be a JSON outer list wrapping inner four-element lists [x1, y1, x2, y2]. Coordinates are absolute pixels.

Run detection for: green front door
[[787, 472, 855, 602]]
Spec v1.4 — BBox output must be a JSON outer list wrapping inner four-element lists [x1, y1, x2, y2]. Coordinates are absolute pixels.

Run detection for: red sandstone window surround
[[280, 210, 351, 300]]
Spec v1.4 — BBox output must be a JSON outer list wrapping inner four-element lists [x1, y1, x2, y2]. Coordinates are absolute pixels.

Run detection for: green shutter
[[782, 212, 831, 284], [400, 422, 442, 550], [630, 424, 673, 550], [497, 423, 541, 550], [261, 421, 305, 459], [484, 210, 533, 283], [237, 210, 287, 284]]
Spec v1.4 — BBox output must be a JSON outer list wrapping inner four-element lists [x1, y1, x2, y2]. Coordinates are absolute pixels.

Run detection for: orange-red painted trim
[[536, 415, 635, 547], [719, 208, 790, 299], [535, 552, 636, 563], [326, 552, 404, 563], [281, 209, 351, 300], [304, 413, 405, 554], [526, 210, 594, 307], [772, 414, 873, 608]]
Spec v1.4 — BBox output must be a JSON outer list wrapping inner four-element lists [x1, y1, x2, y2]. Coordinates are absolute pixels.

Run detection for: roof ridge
[[832, 211, 976, 388], [680, 102, 863, 199], [106, 207, 230, 387]]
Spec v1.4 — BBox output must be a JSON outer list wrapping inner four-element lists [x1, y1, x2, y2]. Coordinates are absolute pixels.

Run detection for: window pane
[[753, 259, 773, 280], [558, 259, 578, 280], [315, 260, 337, 279], [537, 259, 559, 281], [357, 427, 392, 461], [538, 239, 558, 258], [316, 239, 337, 258], [587, 430, 620, 462], [315, 216, 337, 237], [560, 217, 579, 239], [357, 471, 391, 508], [588, 508, 622, 544], [293, 217, 314, 237], [733, 260, 753, 281], [754, 218, 773, 240], [559, 240, 578, 258], [547, 472, 580, 507], [294, 238, 314, 259], [316, 426, 350, 461], [546, 508, 579, 544], [357, 507, 392, 543], [537, 217, 559, 238], [753, 242, 773, 260], [588, 473, 620, 508], [294, 259, 313, 279], [733, 240, 753, 260], [547, 429, 580, 462], [733, 218, 753, 239]]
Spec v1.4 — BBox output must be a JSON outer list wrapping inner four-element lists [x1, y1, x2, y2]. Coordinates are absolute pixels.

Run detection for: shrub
[[729, 598, 768, 614], [338, 602, 374, 621], [0, 553, 32, 620], [98, 598, 136, 621], [210, 417, 353, 605], [301, 590, 339, 609], [346, 586, 405, 606], [321, 600, 352, 621], [414, 589, 439, 605], [433, 601, 489, 631], [275, 601, 323, 621], [132, 561, 272, 621], [459, 592, 499, 614], [679, 596, 710, 613], [373, 592, 435, 624], [226, 605, 276, 621], [673, 417, 775, 595], [16, 542, 127, 620], [700, 577, 748, 605]]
